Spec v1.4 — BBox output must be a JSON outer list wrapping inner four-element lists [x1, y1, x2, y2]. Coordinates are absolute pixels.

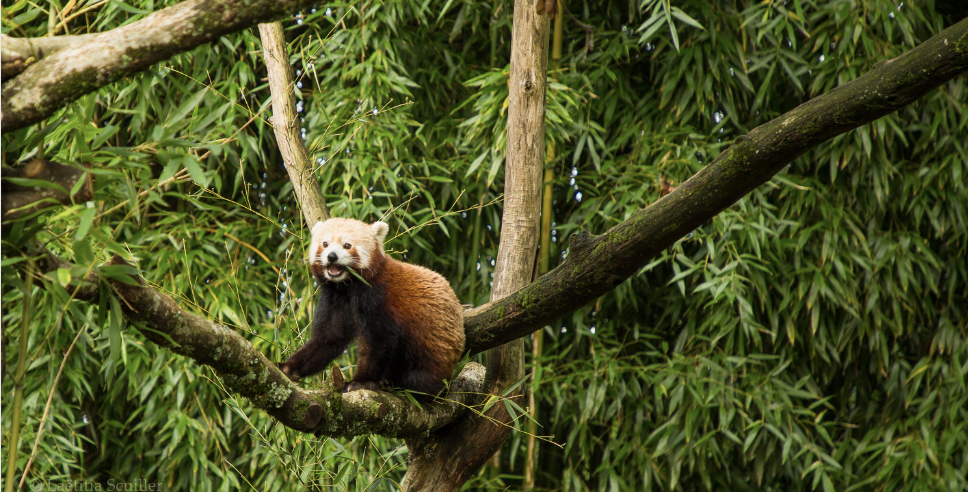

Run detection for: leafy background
[[2, 0, 966, 490]]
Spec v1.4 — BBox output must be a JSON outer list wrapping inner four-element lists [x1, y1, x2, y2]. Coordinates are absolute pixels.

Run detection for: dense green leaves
[[2, 0, 966, 490]]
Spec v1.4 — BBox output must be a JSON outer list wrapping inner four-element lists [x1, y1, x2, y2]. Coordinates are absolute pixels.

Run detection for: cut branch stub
[[331, 364, 345, 392], [2, 159, 93, 232]]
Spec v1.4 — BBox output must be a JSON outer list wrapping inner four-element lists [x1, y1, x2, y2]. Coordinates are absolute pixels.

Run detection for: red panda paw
[[343, 380, 380, 393], [278, 362, 301, 381]]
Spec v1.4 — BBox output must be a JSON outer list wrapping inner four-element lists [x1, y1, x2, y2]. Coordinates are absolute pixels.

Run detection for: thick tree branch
[[463, 17, 968, 353], [1, 0, 319, 133], [0, 34, 98, 81], [258, 22, 331, 225], [31, 251, 486, 438]]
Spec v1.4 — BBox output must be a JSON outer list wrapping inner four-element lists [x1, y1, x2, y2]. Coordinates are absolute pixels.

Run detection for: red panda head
[[309, 218, 389, 282]]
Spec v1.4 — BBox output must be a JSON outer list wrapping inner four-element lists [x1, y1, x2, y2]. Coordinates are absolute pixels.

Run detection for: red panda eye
[[343, 243, 352, 249], [322, 242, 328, 247]]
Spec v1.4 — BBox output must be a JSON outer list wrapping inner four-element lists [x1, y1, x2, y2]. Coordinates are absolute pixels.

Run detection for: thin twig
[[17, 259, 101, 489], [17, 322, 85, 489]]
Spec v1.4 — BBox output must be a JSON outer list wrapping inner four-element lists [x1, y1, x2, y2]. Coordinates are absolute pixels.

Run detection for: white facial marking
[[311, 221, 325, 237], [308, 218, 384, 282]]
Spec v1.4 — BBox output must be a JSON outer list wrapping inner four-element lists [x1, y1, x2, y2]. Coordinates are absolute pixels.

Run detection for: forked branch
[[11, 16, 968, 442], [462, 17, 968, 354]]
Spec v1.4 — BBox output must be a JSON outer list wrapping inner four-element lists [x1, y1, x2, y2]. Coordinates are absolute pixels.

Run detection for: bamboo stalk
[[524, 148, 555, 491], [489, 0, 500, 67], [4, 269, 33, 492], [552, 0, 563, 60]]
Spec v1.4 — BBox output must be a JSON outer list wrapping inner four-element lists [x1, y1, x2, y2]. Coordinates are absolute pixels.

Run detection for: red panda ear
[[371, 221, 389, 244], [311, 221, 326, 237]]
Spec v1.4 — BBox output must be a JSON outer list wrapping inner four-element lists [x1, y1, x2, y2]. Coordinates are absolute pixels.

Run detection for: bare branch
[[1, 0, 320, 133], [463, 16, 968, 354], [258, 22, 331, 226]]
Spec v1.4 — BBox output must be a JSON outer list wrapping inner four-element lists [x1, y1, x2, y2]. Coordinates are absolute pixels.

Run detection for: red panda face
[[309, 218, 389, 282]]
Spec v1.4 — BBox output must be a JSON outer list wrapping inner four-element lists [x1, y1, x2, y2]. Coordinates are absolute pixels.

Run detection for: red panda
[[279, 218, 465, 396]]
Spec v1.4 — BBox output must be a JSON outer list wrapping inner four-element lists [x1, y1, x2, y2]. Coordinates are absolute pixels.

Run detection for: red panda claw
[[278, 362, 301, 381]]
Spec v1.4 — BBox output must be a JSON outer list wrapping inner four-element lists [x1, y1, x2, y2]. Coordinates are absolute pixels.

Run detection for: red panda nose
[[327, 252, 338, 263]]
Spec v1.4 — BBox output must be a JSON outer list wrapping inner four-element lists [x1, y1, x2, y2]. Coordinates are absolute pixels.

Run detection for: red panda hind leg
[[399, 369, 449, 397]]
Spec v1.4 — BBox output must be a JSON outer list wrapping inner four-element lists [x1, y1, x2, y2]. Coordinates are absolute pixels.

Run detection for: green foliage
[[2, 0, 966, 491]]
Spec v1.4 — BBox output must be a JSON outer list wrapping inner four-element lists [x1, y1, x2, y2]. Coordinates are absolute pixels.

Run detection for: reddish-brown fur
[[376, 257, 464, 382], [280, 218, 465, 396]]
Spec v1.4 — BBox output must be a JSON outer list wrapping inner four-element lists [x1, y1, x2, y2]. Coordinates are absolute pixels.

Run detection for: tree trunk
[[400, 0, 551, 489]]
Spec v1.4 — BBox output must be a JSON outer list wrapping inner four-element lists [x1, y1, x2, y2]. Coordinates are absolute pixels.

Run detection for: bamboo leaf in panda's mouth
[[345, 266, 372, 287]]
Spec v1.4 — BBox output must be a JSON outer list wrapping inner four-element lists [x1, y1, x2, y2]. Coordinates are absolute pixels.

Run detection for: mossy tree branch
[[463, 16, 968, 355], [30, 250, 486, 438], [1, 0, 321, 133]]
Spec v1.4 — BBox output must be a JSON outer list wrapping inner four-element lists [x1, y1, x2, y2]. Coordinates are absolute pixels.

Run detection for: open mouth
[[326, 264, 345, 278]]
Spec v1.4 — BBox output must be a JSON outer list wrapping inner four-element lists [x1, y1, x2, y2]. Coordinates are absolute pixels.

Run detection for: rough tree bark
[[0, 0, 320, 133], [400, 0, 551, 489]]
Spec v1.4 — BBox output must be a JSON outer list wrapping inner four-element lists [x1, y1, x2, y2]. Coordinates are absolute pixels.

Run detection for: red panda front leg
[[344, 345, 381, 392], [344, 325, 400, 393], [279, 323, 354, 381]]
